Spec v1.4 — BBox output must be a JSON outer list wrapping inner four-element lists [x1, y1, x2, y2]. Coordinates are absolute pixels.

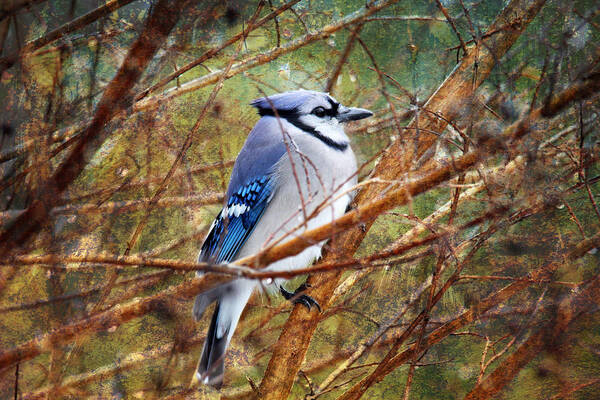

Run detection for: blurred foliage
[[0, 0, 599, 398]]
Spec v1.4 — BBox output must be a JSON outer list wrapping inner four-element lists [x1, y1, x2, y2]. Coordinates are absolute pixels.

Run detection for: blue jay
[[192, 90, 372, 388]]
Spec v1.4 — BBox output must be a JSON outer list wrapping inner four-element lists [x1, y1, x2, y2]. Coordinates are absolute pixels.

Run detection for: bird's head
[[251, 90, 373, 150]]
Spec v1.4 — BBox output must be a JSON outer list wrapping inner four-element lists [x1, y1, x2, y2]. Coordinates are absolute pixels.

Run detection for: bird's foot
[[279, 283, 321, 312]]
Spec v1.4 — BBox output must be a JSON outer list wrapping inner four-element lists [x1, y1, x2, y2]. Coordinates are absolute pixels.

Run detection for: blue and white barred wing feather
[[193, 118, 285, 323], [199, 175, 275, 264], [193, 174, 276, 387], [193, 102, 289, 387]]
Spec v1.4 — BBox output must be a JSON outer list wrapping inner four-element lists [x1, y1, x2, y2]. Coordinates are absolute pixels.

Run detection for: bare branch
[[256, 1, 549, 398], [133, 0, 404, 113], [0, 0, 137, 73], [0, 0, 191, 258]]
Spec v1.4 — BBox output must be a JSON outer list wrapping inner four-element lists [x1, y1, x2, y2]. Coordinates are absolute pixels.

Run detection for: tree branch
[[256, 1, 548, 398], [0, 0, 137, 74], [0, 0, 191, 259]]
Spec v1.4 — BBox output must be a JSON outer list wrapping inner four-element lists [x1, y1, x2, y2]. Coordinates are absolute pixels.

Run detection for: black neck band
[[258, 109, 348, 152]]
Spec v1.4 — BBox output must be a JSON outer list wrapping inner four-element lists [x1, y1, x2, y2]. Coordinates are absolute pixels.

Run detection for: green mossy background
[[0, 0, 599, 398]]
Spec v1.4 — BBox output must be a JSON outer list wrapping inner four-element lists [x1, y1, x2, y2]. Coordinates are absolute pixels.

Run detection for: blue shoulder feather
[[200, 112, 287, 263], [200, 175, 275, 263]]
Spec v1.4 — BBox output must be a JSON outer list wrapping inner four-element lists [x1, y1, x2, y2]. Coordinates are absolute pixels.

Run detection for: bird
[[192, 90, 372, 388]]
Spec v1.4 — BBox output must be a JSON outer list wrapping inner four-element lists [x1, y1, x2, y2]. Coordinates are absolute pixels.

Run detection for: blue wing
[[200, 175, 275, 263]]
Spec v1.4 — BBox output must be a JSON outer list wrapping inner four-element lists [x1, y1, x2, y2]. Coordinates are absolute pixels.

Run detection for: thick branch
[[336, 78, 600, 400], [21, 330, 205, 400], [0, 0, 137, 73], [0, 192, 223, 222], [337, 234, 594, 400], [463, 244, 600, 400], [0, 0, 47, 21], [0, 0, 190, 258], [0, 274, 229, 373], [256, 1, 547, 398]]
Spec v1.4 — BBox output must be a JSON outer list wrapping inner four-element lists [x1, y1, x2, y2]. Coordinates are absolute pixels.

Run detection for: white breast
[[235, 121, 358, 281]]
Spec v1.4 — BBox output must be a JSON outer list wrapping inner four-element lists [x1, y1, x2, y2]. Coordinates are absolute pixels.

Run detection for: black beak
[[336, 106, 373, 122]]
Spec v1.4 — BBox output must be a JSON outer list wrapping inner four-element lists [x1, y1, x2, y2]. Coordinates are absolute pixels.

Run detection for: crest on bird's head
[[250, 90, 373, 151], [251, 90, 337, 116]]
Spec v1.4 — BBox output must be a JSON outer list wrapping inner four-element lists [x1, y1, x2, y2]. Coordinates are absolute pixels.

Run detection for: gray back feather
[[226, 117, 286, 198]]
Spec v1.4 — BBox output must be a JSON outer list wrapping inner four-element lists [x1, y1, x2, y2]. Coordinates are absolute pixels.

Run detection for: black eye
[[312, 107, 327, 118]]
